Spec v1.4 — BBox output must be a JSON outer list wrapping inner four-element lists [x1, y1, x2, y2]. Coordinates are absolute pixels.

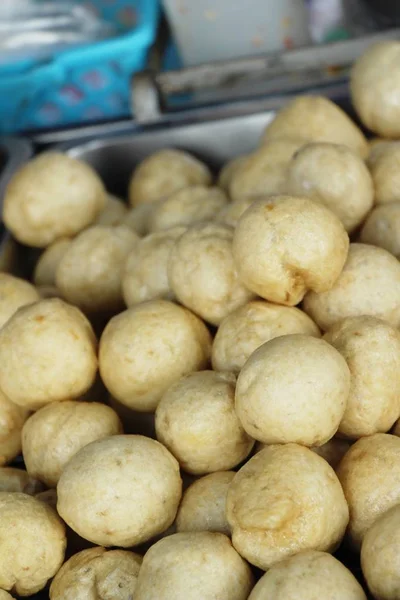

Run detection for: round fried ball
[[337, 433, 400, 549], [176, 471, 234, 535], [33, 239, 71, 288], [124, 203, 153, 236], [3, 153, 106, 248], [367, 142, 400, 205], [303, 243, 400, 330], [261, 95, 368, 157], [351, 41, 400, 138], [0, 468, 44, 495], [249, 550, 367, 600], [236, 334, 350, 446], [0, 273, 40, 329], [0, 298, 98, 410], [218, 156, 247, 192], [0, 591, 14, 600], [129, 149, 212, 207], [286, 142, 373, 232], [361, 202, 400, 258], [169, 222, 254, 326], [0, 492, 66, 596], [0, 388, 29, 466], [156, 371, 254, 475], [49, 547, 142, 600], [93, 194, 128, 227], [22, 400, 123, 487], [122, 227, 186, 306], [361, 504, 400, 600], [56, 225, 138, 315], [256, 438, 351, 470], [310, 438, 351, 470], [324, 316, 400, 439], [135, 532, 254, 600], [229, 139, 305, 203], [233, 195, 349, 306], [37, 286, 63, 299], [212, 300, 320, 374], [216, 196, 256, 228], [227, 444, 349, 569], [57, 435, 182, 547], [99, 300, 211, 412], [148, 186, 228, 232]]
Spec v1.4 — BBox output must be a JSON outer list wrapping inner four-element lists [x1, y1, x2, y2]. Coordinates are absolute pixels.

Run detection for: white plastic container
[[162, 0, 312, 66]]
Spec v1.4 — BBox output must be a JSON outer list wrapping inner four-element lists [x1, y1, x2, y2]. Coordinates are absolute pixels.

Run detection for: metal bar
[[154, 28, 400, 95]]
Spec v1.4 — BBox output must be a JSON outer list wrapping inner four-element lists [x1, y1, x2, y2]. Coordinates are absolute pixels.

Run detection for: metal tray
[[4, 100, 374, 600], [0, 137, 32, 274]]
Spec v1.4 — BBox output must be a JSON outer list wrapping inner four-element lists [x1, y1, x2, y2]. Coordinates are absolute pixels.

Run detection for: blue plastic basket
[[0, 0, 160, 133]]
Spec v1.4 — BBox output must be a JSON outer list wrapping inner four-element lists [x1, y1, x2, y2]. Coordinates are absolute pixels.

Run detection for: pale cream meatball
[[351, 41, 400, 138], [236, 334, 350, 446], [361, 504, 400, 600], [129, 149, 212, 207], [212, 300, 320, 374], [3, 153, 106, 248], [0, 298, 98, 410], [148, 186, 228, 232], [0, 591, 15, 600], [337, 433, 400, 549], [56, 225, 138, 315], [0, 468, 44, 495], [256, 438, 351, 470], [233, 195, 349, 306], [93, 194, 128, 226], [218, 156, 247, 192], [176, 471, 234, 535], [368, 137, 393, 160], [0, 273, 40, 329], [0, 492, 66, 596], [324, 316, 400, 439], [37, 285, 63, 299], [99, 300, 211, 412], [216, 195, 255, 228], [169, 222, 254, 326], [303, 243, 400, 330], [124, 203, 153, 236], [311, 438, 351, 469], [22, 400, 123, 487], [135, 532, 254, 600], [0, 389, 29, 466], [226, 444, 349, 569], [33, 238, 71, 287], [229, 138, 305, 203], [361, 202, 400, 258], [249, 550, 367, 600], [57, 435, 182, 547], [261, 95, 368, 157], [50, 547, 142, 600], [156, 371, 254, 475], [122, 227, 186, 306], [367, 143, 400, 205], [286, 142, 373, 232]]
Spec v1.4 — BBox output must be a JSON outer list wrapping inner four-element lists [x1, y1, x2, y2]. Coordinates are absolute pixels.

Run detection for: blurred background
[[0, 0, 399, 134]]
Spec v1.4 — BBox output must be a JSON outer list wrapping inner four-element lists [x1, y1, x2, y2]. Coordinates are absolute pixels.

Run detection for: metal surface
[[0, 137, 32, 203], [59, 110, 280, 195], [0, 137, 33, 274]]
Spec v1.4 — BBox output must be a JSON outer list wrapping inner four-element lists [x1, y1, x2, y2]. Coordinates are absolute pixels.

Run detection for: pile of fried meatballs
[[2, 41, 400, 600]]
